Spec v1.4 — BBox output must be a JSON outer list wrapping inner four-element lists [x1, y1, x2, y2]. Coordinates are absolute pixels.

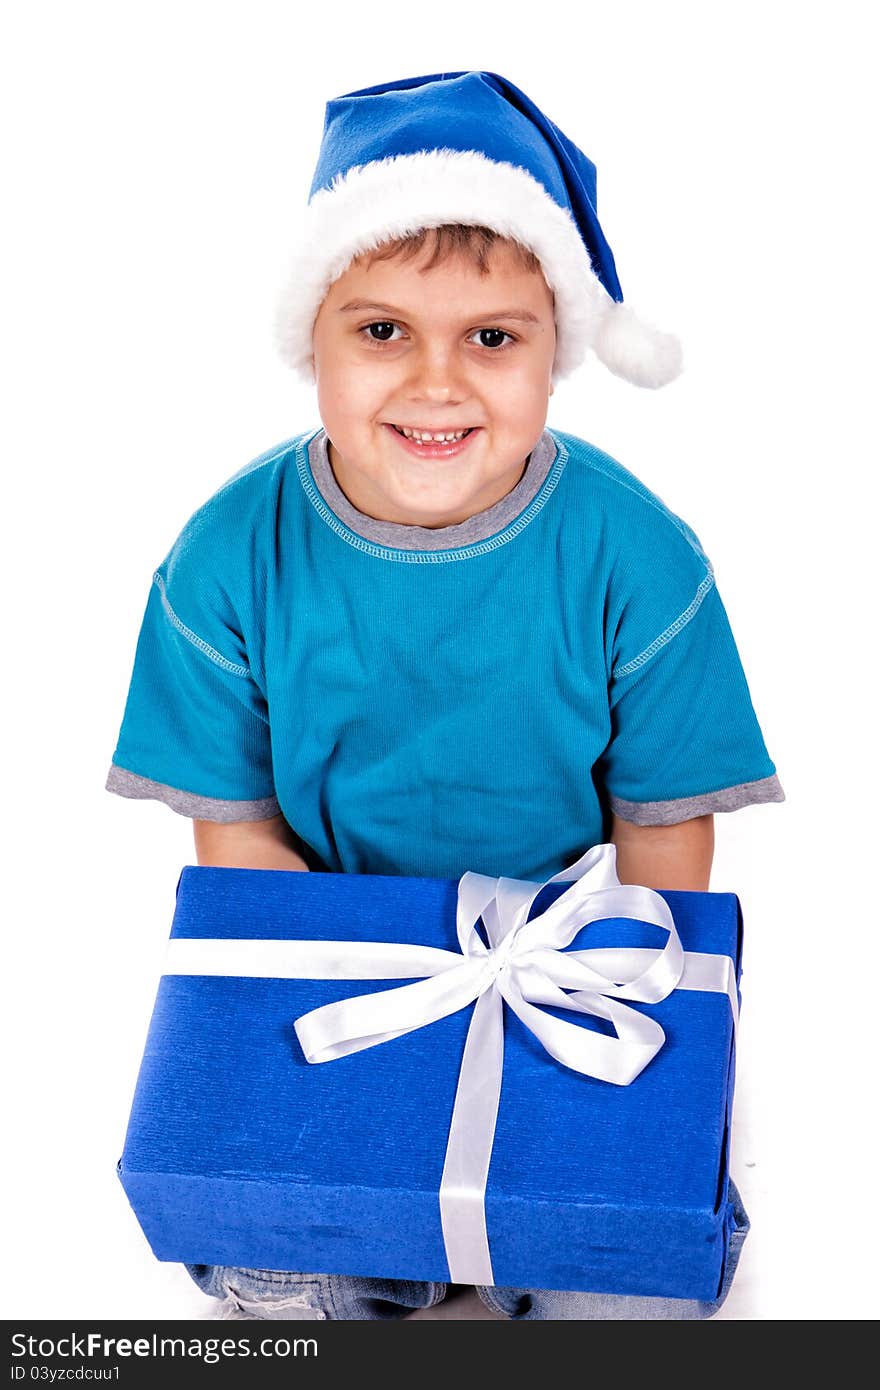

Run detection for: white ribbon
[[164, 843, 738, 1285]]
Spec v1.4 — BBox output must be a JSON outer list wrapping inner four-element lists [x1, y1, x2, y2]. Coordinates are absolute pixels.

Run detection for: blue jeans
[[186, 1180, 749, 1320]]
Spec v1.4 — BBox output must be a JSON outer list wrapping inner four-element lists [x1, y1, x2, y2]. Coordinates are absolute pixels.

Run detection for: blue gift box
[[118, 865, 743, 1300]]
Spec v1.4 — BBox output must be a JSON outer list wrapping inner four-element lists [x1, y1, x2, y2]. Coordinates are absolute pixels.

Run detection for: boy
[[106, 72, 782, 1320]]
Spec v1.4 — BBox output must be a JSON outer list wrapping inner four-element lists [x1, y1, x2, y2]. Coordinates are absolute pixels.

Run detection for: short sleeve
[[590, 475, 784, 827], [598, 571, 784, 825], [105, 509, 280, 823]]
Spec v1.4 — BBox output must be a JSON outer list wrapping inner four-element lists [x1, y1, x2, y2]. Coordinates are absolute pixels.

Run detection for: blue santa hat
[[276, 71, 682, 389]]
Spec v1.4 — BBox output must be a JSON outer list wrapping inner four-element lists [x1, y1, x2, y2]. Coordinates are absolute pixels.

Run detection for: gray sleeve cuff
[[610, 773, 785, 827], [105, 764, 282, 823]]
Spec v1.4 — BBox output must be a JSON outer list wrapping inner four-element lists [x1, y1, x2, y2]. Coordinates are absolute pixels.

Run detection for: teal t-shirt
[[107, 426, 782, 880]]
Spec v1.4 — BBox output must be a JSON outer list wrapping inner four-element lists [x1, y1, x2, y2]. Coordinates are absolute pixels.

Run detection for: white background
[[3, 0, 878, 1322]]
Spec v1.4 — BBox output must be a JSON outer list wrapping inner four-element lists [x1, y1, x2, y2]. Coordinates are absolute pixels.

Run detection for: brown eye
[[366, 322, 399, 341], [470, 328, 513, 349]]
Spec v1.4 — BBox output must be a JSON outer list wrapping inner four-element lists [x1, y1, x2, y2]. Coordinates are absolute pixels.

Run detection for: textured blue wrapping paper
[[118, 867, 743, 1299]]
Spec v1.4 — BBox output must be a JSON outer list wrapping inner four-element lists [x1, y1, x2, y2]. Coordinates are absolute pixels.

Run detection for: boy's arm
[[193, 814, 310, 871], [193, 811, 713, 883], [610, 813, 714, 891]]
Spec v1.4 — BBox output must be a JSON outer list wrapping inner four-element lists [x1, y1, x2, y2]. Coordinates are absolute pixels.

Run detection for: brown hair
[[357, 224, 543, 277]]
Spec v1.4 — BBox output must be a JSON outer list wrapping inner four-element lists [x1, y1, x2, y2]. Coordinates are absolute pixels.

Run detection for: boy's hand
[[193, 813, 310, 871], [610, 814, 714, 891]]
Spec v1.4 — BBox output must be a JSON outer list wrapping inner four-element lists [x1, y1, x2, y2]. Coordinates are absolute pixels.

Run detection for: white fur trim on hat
[[275, 149, 681, 388]]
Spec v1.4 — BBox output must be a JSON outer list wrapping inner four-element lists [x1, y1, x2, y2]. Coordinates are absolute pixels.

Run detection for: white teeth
[[397, 426, 470, 442]]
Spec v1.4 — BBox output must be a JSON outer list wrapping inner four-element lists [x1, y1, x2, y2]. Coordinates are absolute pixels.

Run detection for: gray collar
[[306, 428, 558, 550]]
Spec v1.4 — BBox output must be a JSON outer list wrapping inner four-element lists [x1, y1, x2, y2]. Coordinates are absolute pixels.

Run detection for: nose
[[405, 342, 467, 405]]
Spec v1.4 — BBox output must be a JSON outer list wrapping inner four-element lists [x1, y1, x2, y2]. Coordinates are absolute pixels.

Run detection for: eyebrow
[[337, 299, 542, 325]]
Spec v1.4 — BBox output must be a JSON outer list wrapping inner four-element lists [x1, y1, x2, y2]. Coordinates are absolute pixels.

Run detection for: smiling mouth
[[390, 425, 475, 443]]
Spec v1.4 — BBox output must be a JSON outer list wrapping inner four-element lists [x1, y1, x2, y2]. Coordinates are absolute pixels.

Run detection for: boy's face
[[312, 240, 556, 528]]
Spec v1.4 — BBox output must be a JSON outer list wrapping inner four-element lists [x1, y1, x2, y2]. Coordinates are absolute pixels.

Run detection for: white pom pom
[[593, 300, 683, 389]]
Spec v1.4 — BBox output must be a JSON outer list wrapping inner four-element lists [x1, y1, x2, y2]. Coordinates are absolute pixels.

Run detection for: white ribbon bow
[[165, 843, 738, 1285]]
